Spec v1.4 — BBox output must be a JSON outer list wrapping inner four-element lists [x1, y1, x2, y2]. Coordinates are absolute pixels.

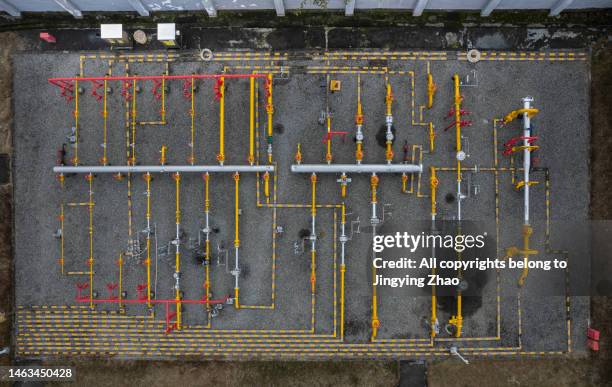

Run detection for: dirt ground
[[0, 31, 610, 386]]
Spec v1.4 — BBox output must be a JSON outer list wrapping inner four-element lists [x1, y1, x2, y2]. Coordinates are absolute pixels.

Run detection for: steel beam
[[54, 165, 275, 174], [127, 0, 149, 16], [202, 0, 217, 17], [345, 0, 355, 16], [54, 0, 82, 18], [274, 0, 285, 16], [0, 0, 20, 17], [413, 0, 429, 16], [480, 0, 502, 17], [291, 164, 423, 174], [549, 0, 574, 16]]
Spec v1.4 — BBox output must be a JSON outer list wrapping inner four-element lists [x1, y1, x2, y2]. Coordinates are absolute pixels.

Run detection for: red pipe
[[76, 296, 228, 305], [49, 73, 265, 84]]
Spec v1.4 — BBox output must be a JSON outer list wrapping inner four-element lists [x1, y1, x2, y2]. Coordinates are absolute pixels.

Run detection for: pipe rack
[[53, 165, 274, 173]]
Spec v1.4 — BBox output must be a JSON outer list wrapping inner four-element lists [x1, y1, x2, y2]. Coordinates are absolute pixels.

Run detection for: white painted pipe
[[522, 96, 533, 225], [54, 165, 275, 173], [291, 164, 422, 174]]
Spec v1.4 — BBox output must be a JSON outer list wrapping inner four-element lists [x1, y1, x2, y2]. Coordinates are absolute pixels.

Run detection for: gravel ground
[[0, 21, 610, 385]]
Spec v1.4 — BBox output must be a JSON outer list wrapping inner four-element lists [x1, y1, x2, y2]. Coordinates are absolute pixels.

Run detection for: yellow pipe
[[234, 172, 240, 308], [431, 265, 437, 337], [234, 172, 240, 249], [385, 83, 393, 116], [189, 76, 195, 165], [101, 79, 108, 165], [73, 79, 79, 166], [518, 225, 533, 287], [326, 113, 332, 164], [355, 74, 364, 163], [86, 173, 94, 309], [249, 75, 255, 165], [427, 72, 436, 109], [118, 253, 123, 309], [401, 173, 407, 193], [385, 82, 394, 162], [59, 204, 64, 275], [429, 122, 435, 153], [174, 172, 181, 329], [455, 293, 463, 337], [204, 173, 211, 317], [453, 74, 462, 183], [144, 172, 152, 307], [430, 167, 438, 215], [310, 174, 317, 294], [340, 203, 346, 341], [130, 79, 137, 165], [263, 172, 270, 199], [161, 76, 166, 123], [370, 174, 380, 341], [371, 174, 378, 203], [294, 143, 302, 164], [217, 77, 225, 164], [266, 73, 274, 164], [503, 108, 539, 124], [160, 145, 167, 165]]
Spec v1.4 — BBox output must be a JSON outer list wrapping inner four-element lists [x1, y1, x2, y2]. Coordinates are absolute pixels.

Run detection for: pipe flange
[[200, 48, 214, 61], [466, 49, 481, 63]]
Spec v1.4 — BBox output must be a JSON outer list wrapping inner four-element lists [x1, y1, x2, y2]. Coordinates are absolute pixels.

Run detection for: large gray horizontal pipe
[[291, 164, 422, 174], [53, 165, 275, 173]]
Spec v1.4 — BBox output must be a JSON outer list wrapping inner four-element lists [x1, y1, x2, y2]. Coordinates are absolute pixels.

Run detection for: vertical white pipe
[[522, 97, 533, 225]]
